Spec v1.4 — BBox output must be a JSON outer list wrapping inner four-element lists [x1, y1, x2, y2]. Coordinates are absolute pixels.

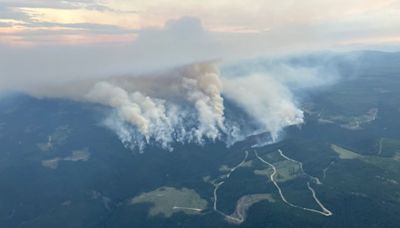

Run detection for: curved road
[[255, 151, 333, 216]]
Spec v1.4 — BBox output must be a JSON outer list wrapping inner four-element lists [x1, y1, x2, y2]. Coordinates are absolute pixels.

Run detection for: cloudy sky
[[1, 0, 400, 90], [1, 0, 399, 47]]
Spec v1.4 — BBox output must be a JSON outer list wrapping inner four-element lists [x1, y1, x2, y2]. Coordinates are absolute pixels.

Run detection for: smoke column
[[82, 63, 228, 151], [25, 61, 325, 151], [222, 74, 304, 141]]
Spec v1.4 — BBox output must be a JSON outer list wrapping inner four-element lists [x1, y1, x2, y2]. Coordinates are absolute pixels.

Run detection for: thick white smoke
[[25, 61, 326, 152], [83, 63, 227, 151], [180, 63, 225, 142], [86, 82, 180, 150], [222, 74, 304, 141]]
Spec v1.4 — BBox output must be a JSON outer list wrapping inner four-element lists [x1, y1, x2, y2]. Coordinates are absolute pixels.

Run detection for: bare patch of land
[[225, 194, 275, 224]]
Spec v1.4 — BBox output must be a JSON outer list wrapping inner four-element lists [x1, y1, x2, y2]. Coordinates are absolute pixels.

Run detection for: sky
[[1, 0, 400, 89], [1, 0, 399, 47]]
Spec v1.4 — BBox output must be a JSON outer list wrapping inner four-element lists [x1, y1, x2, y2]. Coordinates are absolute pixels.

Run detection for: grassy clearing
[[130, 187, 208, 218], [41, 148, 90, 169], [253, 152, 302, 183], [254, 168, 272, 177], [37, 125, 71, 152], [274, 160, 303, 182], [332, 144, 400, 177], [331, 144, 361, 159]]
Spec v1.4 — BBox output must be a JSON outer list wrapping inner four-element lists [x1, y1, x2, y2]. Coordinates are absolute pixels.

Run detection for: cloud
[[0, 0, 122, 12], [1, 0, 400, 52], [21, 22, 137, 34], [0, 1, 138, 44], [0, 17, 220, 92], [131, 17, 220, 69], [0, 21, 13, 27], [0, 5, 31, 21]]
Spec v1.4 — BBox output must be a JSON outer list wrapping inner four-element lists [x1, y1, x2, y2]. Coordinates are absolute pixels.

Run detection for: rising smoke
[[84, 62, 227, 151], [24, 60, 335, 152], [222, 74, 304, 141]]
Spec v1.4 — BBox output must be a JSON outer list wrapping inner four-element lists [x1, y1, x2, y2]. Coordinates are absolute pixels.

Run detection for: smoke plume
[[81, 62, 227, 151], [222, 74, 304, 141], [23, 59, 334, 152]]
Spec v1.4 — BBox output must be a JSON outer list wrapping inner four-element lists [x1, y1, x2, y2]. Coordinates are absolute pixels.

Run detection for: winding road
[[255, 151, 333, 216], [212, 151, 249, 223], [211, 148, 333, 224]]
